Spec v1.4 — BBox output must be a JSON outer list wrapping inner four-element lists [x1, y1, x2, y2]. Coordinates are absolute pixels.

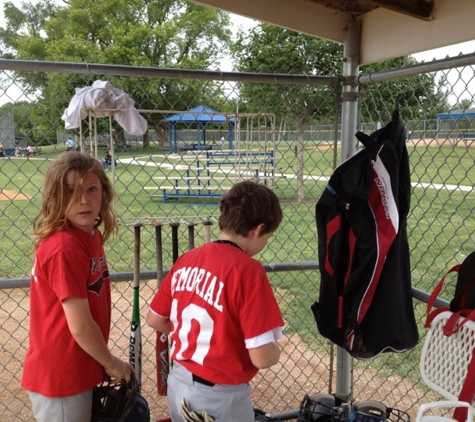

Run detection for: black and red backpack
[[450, 251, 475, 312], [312, 108, 419, 359]]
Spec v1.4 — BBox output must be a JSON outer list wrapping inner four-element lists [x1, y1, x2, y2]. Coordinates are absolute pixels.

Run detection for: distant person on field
[[26, 145, 34, 156], [66, 137, 75, 151], [21, 152, 133, 422], [146, 180, 285, 422], [0, 143, 4, 157], [102, 149, 113, 170], [220, 135, 225, 146]]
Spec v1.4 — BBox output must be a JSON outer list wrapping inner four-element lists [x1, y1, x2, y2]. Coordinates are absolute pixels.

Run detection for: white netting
[[420, 311, 475, 404]]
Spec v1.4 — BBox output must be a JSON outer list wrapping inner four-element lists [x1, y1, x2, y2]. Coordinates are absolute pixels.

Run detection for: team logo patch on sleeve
[[88, 270, 109, 295]]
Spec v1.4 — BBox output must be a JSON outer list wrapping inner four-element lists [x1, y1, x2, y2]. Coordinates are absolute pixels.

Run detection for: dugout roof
[[190, 0, 475, 65]]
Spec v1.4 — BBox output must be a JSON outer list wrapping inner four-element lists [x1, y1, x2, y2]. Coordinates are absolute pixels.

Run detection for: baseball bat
[[129, 221, 142, 392], [170, 221, 180, 262], [187, 221, 196, 250], [153, 221, 169, 396], [203, 219, 212, 243]]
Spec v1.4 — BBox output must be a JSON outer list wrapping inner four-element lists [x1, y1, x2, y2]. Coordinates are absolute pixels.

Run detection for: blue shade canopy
[[163, 105, 236, 123], [437, 109, 475, 119], [163, 106, 235, 153]]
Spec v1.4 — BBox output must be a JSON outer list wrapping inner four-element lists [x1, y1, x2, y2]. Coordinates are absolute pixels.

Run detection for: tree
[[0, 1, 58, 60], [0, 0, 232, 146], [231, 24, 342, 202], [452, 99, 473, 111], [231, 24, 449, 201], [360, 57, 449, 123]]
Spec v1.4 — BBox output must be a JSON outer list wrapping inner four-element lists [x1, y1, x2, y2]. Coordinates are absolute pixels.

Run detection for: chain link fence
[[1, 52, 475, 420]]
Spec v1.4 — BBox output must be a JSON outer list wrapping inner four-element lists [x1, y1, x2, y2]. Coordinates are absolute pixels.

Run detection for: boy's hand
[[104, 356, 134, 383]]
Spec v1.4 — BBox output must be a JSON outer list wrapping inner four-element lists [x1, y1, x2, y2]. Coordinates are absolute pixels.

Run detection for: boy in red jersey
[[147, 181, 285, 422], [22, 152, 132, 422]]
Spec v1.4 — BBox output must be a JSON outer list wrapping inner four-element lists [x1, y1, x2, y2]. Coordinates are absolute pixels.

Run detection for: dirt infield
[[0, 280, 426, 421], [0, 190, 31, 201]]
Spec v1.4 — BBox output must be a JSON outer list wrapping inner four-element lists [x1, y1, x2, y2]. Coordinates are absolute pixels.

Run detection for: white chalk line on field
[[118, 157, 475, 192], [119, 156, 330, 182]]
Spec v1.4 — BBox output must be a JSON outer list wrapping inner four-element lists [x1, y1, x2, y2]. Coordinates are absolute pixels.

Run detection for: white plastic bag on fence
[[61, 80, 147, 135]]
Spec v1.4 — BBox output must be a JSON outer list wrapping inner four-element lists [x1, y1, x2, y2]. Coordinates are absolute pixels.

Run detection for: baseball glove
[[180, 398, 216, 422]]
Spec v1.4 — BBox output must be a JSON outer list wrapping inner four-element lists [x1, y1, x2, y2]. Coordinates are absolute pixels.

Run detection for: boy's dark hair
[[218, 181, 283, 236]]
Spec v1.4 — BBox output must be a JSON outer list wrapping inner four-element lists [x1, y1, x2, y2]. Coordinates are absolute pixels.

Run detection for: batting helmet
[[348, 401, 388, 422], [348, 401, 410, 422], [297, 393, 347, 422], [124, 395, 150, 422], [91, 374, 149, 422]]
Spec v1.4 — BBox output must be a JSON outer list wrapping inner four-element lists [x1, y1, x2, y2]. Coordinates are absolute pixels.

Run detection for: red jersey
[[21, 227, 111, 397], [149, 242, 284, 385]]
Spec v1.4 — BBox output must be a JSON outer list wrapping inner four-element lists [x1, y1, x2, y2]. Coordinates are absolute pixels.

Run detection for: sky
[[413, 40, 475, 62], [411, 41, 475, 107]]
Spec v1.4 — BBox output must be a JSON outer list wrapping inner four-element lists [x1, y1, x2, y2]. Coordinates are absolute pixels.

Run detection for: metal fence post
[[336, 19, 361, 402]]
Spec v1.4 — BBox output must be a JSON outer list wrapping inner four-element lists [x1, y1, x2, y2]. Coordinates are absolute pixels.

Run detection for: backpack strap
[[442, 308, 475, 421], [425, 264, 460, 328], [426, 263, 475, 421], [442, 310, 465, 335], [453, 348, 475, 422], [354, 131, 378, 149], [426, 262, 475, 334], [443, 308, 475, 336]]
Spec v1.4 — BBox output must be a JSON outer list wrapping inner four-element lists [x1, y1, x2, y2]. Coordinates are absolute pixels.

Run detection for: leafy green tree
[[232, 24, 448, 201], [232, 24, 342, 124], [231, 24, 341, 201], [360, 57, 449, 124], [1, 101, 29, 139], [0, 0, 232, 146], [1, 0, 58, 60], [452, 99, 473, 111]]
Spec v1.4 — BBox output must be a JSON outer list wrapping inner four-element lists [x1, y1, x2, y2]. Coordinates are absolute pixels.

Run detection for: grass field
[[2, 141, 474, 285], [2, 142, 474, 338], [1, 144, 474, 308]]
